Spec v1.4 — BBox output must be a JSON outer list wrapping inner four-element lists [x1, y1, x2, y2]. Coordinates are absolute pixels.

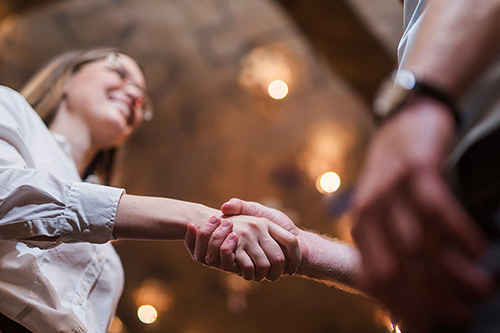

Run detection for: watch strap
[[414, 80, 461, 126], [374, 69, 461, 127]]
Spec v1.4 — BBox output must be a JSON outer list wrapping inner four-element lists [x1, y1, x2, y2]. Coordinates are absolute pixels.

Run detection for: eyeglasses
[[74, 53, 154, 121]]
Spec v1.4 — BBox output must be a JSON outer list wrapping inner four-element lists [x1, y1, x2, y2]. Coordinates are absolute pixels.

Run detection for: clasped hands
[[184, 198, 302, 282]]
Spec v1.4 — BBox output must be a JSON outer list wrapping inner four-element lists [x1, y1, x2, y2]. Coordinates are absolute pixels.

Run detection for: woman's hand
[[184, 214, 301, 282]]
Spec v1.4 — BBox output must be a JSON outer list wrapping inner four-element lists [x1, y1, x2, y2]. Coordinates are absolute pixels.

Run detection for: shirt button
[[77, 297, 84, 306], [97, 253, 103, 262]]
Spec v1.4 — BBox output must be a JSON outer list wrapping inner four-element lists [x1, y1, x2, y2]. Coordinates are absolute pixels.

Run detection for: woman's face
[[61, 53, 148, 148]]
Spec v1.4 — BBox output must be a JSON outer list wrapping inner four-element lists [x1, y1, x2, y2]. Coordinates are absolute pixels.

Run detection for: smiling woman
[[0, 47, 303, 332], [22, 48, 151, 184]]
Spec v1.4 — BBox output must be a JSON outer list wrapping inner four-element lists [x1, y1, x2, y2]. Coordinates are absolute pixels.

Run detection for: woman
[[0, 48, 300, 332]]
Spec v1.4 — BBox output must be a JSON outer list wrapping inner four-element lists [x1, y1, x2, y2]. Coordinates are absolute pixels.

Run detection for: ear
[[61, 76, 72, 96]]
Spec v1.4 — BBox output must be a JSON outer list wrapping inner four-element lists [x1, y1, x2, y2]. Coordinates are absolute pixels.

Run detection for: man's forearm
[[296, 229, 362, 294], [113, 194, 221, 240], [405, 0, 500, 98]]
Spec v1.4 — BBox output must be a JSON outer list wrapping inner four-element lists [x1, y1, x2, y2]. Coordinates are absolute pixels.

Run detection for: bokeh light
[[137, 305, 157, 324], [268, 79, 289, 99], [316, 171, 341, 194]]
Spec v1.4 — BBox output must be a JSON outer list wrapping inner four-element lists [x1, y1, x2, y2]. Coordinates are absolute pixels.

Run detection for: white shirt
[[0, 86, 125, 332]]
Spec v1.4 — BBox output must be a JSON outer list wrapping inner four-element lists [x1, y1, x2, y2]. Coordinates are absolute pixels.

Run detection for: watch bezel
[[373, 69, 419, 118]]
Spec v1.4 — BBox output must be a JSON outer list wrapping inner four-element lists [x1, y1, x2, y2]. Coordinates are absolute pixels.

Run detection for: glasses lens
[[140, 95, 154, 121]]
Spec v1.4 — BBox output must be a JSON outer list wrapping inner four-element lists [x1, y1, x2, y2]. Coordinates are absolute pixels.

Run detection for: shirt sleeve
[[0, 87, 125, 249]]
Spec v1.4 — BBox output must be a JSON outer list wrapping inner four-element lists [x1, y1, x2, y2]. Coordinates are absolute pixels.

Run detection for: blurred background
[[0, 0, 403, 332]]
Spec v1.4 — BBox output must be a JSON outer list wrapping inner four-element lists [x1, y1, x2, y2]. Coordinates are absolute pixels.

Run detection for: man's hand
[[351, 98, 493, 330], [221, 198, 300, 236]]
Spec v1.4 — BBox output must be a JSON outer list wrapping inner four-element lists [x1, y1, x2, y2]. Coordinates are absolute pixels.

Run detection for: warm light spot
[[392, 325, 402, 333], [137, 305, 157, 324], [316, 172, 341, 194], [108, 317, 124, 333], [133, 279, 173, 313], [268, 80, 289, 100]]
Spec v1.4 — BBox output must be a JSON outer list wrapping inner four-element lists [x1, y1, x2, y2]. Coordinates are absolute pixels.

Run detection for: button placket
[[72, 247, 106, 322]]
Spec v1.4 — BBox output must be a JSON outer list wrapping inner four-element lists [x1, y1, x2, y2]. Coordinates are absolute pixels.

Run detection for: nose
[[124, 80, 143, 97], [123, 82, 144, 106]]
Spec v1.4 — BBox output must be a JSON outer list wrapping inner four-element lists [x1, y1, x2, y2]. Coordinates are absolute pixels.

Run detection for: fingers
[[184, 223, 198, 258], [267, 223, 301, 276], [386, 194, 424, 255], [220, 233, 240, 273], [352, 206, 399, 286], [236, 249, 256, 281], [205, 219, 234, 267], [436, 247, 494, 299], [194, 217, 242, 275], [256, 237, 285, 281], [410, 173, 487, 258], [194, 216, 221, 264]]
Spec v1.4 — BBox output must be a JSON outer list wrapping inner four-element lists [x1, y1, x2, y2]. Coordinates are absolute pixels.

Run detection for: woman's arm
[[113, 194, 220, 240], [114, 194, 302, 281], [0, 88, 301, 279]]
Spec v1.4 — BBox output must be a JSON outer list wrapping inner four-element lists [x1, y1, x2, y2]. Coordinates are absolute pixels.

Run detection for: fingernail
[[228, 233, 236, 241], [209, 216, 218, 224], [222, 220, 231, 227]]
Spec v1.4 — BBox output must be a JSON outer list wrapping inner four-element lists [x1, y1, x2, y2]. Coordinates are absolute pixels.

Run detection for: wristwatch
[[373, 69, 460, 125]]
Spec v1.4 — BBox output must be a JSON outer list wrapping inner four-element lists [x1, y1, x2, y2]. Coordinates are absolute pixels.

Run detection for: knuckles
[[198, 229, 213, 239], [247, 220, 262, 230], [269, 254, 285, 265], [210, 232, 224, 241]]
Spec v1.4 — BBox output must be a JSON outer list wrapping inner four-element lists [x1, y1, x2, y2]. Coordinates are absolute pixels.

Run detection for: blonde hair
[[21, 47, 127, 184]]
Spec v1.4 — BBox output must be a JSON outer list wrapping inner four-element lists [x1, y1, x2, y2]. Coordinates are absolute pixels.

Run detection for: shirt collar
[[51, 132, 73, 158]]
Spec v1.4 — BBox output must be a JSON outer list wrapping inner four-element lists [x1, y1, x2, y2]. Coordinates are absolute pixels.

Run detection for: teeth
[[110, 99, 130, 115]]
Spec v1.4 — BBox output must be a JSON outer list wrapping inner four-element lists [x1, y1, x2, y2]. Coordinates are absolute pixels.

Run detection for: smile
[[110, 98, 132, 120]]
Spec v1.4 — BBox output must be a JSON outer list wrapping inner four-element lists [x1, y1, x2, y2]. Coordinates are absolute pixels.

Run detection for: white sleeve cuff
[[60, 182, 125, 244]]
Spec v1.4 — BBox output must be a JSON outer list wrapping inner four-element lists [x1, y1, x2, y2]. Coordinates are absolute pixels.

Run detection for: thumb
[[184, 223, 198, 258], [222, 198, 265, 217], [221, 198, 244, 216]]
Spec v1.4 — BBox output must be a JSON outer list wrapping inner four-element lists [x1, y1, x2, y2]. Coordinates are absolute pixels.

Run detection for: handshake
[[184, 198, 305, 282], [184, 197, 361, 294]]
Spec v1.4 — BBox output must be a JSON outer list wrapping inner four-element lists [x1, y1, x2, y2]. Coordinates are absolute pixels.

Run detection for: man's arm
[[403, 0, 500, 98], [295, 229, 361, 294], [351, 0, 500, 329]]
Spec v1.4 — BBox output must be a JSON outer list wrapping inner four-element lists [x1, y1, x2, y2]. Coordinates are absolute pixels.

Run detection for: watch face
[[373, 69, 416, 118], [395, 69, 417, 90]]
